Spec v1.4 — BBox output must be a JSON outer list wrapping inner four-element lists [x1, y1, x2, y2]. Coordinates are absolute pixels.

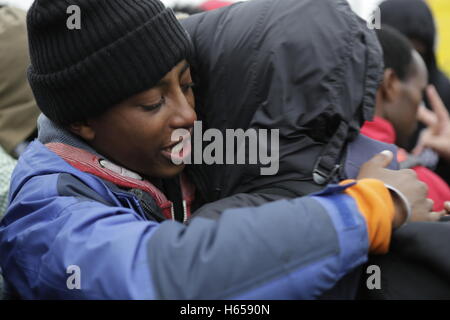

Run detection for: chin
[[157, 163, 186, 179]]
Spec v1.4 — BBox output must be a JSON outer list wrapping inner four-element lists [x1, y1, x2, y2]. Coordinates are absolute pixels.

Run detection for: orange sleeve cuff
[[340, 179, 395, 254]]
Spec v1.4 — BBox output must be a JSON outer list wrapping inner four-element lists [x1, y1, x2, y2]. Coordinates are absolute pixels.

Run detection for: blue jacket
[[0, 136, 372, 299]]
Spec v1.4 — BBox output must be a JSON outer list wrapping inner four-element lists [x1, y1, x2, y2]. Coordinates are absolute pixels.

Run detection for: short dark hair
[[376, 25, 414, 81]]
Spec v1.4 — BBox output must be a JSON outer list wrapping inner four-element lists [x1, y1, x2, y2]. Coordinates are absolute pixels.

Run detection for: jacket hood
[[182, 0, 383, 199]]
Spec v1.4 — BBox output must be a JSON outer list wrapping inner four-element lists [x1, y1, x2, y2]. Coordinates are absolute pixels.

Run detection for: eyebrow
[[155, 63, 190, 88]]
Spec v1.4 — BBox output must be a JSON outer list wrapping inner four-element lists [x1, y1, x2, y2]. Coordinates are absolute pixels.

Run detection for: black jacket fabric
[[182, 0, 386, 299], [182, 0, 450, 299], [359, 220, 450, 300], [182, 0, 384, 202]]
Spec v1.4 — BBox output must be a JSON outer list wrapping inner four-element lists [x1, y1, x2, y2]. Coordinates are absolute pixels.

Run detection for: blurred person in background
[[0, 3, 39, 299], [414, 86, 450, 164], [0, 5, 40, 159], [0, 5, 39, 219], [380, 0, 450, 183], [0, 144, 14, 298], [361, 25, 450, 212], [356, 23, 450, 299], [380, 0, 450, 109], [172, 3, 204, 19], [0, 146, 15, 219], [200, 0, 232, 11], [172, 0, 232, 19]]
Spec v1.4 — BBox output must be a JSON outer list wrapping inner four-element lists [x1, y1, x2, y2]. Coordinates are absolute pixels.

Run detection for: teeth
[[171, 140, 184, 154]]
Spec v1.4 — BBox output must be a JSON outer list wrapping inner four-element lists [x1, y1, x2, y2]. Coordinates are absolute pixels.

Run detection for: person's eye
[[181, 82, 195, 93], [140, 97, 165, 112]]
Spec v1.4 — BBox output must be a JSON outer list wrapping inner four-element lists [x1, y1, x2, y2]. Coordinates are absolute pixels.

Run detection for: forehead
[[409, 51, 428, 86]]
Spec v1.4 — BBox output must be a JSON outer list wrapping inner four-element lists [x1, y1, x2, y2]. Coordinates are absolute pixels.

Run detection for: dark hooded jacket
[[182, 0, 388, 204], [380, 0, 450, 183], [182, 0, 450, 299], [181, 0, 392, 299]]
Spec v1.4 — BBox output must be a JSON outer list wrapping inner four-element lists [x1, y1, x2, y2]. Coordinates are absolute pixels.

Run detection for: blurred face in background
[[382, 51, 428, 149]]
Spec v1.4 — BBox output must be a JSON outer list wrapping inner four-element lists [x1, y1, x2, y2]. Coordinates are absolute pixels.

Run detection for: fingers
[[427, 85, 450, 132], [427, 85, 444, 114], [444, 201, 450, 214], [429, 210, 446, 222], [366, 150, 394, 169], [417, 104, 437, 127], [427, 198, 434, 211], [426, 201, 450, 222], [412, 128, 441, 156], [417, 137, 444, 153], [412, 130, 427, 155], [412, 143, 424, 156]]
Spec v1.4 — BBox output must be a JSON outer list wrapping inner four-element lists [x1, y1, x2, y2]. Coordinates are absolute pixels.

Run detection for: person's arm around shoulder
[[0, 152, 432, 300]]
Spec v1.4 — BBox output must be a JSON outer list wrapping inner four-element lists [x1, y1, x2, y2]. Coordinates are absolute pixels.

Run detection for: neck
[[374, 90, 386, 119]]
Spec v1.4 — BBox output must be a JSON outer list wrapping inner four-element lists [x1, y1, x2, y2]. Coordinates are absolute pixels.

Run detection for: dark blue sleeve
[[148, 184, 369, 299], [0, 174, 368, 299]]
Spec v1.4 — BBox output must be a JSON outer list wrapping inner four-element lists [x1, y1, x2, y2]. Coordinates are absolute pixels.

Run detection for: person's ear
[[381, 68, 401, 102], [69, 121, 96, 141]]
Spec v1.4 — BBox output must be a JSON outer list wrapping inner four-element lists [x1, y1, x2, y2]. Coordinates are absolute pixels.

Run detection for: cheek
[[106, 111, 167, 157], [408, 94, 421, 120], [185, 92, 196, 112], [403, 96, 419, 132], [189, 91, 196, 107], [129, 115, 169, 151]]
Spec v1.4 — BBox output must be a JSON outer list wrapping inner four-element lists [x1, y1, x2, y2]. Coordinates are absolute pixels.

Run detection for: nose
[[169, 90, 197, 130]]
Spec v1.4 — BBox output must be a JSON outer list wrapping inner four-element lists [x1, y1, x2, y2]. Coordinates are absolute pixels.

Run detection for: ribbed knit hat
[[27, 0, 193, 126]]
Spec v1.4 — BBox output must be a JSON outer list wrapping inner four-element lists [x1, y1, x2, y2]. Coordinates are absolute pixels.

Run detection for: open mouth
[[161, 136, 192, 164]]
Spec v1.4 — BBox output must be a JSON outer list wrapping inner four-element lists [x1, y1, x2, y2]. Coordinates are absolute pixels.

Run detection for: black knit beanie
[[27, 0, 193, 126]]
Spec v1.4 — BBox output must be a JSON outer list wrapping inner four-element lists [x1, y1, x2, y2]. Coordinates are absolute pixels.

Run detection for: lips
[[161, 136, 192, 164]]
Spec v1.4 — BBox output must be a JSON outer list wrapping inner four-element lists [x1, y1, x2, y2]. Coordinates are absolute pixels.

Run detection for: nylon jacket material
[[0, 139, 371, 299], [182, 0, 384, 201], [359, 220, 450, 299]]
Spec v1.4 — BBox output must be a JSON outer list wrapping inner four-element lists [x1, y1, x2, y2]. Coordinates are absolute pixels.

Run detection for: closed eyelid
[[179, 63, 190, 77], [139, 96, 165, 111]]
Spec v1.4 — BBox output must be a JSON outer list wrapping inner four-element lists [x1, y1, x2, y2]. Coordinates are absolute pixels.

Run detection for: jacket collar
[[37, 114, 105, 159], [360, 116, 396, 145]]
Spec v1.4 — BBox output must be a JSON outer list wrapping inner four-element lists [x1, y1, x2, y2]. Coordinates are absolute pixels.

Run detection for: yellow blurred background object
[[428, 0, 450, 76]]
